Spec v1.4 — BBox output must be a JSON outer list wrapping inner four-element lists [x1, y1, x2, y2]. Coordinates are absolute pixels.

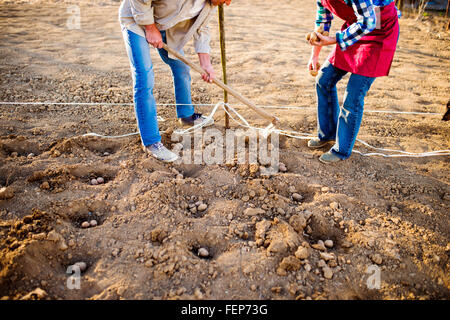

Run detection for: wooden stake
[[218, 4, 230, 128], [446, 0, 449, 18], [447, 0, 450, 31]]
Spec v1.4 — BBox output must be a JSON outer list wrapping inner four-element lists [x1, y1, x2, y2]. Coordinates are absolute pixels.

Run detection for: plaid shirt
[[315, 0, 398, 51]]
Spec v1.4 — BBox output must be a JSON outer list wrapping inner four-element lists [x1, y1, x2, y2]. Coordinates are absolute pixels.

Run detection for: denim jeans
[[315, 61, 375, 159], [122, 28, 194, 146]]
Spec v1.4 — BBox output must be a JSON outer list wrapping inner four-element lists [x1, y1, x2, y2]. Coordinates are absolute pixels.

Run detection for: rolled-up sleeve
[[193, 24, 211, 53], [316, 0, 333, 32], [336, 0, 377, 51], [129, 0, 154, 26], [193, 12, 213, 54]]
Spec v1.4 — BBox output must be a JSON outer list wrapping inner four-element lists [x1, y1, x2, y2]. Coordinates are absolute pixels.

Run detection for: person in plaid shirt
[[315, 0, 400, 51], [306, 0, 400, 163]]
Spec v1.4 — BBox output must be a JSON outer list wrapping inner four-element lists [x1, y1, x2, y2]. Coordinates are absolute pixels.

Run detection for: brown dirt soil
[[0, 0, 449, 300]]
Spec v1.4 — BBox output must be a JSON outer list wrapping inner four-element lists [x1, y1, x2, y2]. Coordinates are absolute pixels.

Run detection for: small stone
[[197, 203, 208, 212], [295, 247, 309, 260], [112, 248, 120, 257], [289, 215, 307, 233], [21, 288, 47, 300], [271, 286, 282, 293], [370, 253, 383, 265], [73, 261, 87, 272], [89, 220, 98, 227], [33, 233, 47, 240], [317, 260, 326, 268], [292, 193, 303, 202], [96, 177, 104, 184], [278, 163, 287, 172], [11, 152, 18, 158], [304, 264, 312, 272], [329, 202, 339, 210], [319, 252, 335, 261], [81, 221, 90, 228], [59, 241, 68, 251], [40, 181, 50, 190], [27, 153, 35, 159], [323, 266, 333, 279], [0, 186, 14, 200], [249, 163, 259, 174], [194, 288, 203, 299], [46, 230, 62, 242], [276, 268, 287, 276], [176, 174, 183, 180], [198, 247, 209, 258], [312, 240, 326, 251], [328, 260, 338, 268], [227, 213, 233, 220], [279, 256, 302, 272], [324, 240, 334, 248], [244, 207, 265, 216], [267, 239, 288, 254], [90, 179, 98, 185], [241, 195, 250, 202]]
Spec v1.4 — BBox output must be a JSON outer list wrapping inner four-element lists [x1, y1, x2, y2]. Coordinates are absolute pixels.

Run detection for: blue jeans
[[122, 28, 194, 146], [315, 61, 375, 159]]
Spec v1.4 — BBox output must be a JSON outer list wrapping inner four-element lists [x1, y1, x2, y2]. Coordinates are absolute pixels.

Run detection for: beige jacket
[[119, 0, 215, 55]]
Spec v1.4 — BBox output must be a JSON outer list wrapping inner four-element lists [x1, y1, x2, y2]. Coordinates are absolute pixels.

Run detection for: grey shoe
[[307, 138, 333, 149], [143, 142, 179, 163], [319, 151, 342, 164]]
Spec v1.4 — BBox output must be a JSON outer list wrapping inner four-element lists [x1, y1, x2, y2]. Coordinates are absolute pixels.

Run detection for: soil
[[0, 0, 449, 300]]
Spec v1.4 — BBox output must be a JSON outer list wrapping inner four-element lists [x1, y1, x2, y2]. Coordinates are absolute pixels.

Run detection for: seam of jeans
[[319, 67, 340, 140], [125, 30, 161, 147], [343, 76, 372, 157], [345, 80, 364, 156]]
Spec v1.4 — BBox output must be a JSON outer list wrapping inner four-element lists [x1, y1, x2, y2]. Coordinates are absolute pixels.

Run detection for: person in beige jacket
[[119, 0, 232, 162]]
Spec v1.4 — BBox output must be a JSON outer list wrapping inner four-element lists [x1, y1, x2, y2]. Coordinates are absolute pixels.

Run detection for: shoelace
[[150, 142, 164, 151]]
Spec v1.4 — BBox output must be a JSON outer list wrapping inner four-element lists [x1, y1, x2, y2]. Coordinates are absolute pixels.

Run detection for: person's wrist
[[144, 24, 157, 31]]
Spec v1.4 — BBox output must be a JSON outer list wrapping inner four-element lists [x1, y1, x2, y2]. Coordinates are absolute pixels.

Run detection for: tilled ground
[[0, 0, 449, 300]]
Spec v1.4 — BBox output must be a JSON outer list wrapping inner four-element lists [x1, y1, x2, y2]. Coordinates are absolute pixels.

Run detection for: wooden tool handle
[[162, 43, 278, 125]]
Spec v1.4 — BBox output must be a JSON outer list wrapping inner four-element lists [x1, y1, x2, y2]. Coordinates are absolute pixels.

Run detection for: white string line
[[219, 103, 450, 158], [1, 100, 448, 157], [0, 101, 442, 116], [83, 132, 139, 139], [82, 115, 166, 139]]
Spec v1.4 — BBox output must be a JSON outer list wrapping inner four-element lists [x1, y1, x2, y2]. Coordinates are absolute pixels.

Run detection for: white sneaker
[[179, 113, 214, 127], [143, 142, 179, 163]]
